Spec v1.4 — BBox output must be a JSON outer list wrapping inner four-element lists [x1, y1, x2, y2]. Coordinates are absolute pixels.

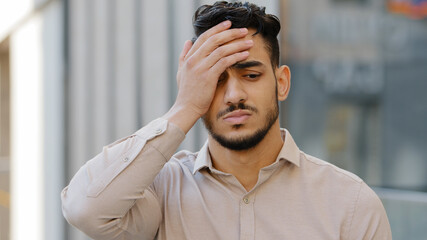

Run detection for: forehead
[[235, 28, 271, 65]]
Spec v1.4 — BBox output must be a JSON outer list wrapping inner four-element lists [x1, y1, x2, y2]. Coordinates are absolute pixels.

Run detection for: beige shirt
[[62, 118, 392, 240]]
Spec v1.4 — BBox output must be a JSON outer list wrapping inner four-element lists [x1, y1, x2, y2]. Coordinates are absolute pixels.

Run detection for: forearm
[[61, 118, 185, 239]]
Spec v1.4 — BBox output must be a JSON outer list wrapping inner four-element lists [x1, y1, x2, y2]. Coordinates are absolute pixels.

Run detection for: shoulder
[[296, 152, 366, 213], [151, 149, 198, 195], [157, 149, 198, 177], [300, 151, 363, 185], [299, 152, 391, 239], [346, 181, 392, 239]]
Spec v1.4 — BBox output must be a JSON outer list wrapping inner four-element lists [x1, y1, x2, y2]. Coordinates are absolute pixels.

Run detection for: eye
[[244, 73, 261, 80], [217, 72, 227, 85]]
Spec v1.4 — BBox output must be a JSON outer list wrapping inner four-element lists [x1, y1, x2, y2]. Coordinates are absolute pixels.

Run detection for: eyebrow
[[231, 60, 264, 69]]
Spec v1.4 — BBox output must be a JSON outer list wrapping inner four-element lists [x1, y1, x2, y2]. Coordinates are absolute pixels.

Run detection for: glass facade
[[281, 0, 427, 238]]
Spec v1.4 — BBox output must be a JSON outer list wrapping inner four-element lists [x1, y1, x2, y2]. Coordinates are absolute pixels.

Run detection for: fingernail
[[240, 28, 248, 34], [241, 51, 249, 56], [245, 40, 253, 45], [223, 20, 231, 26]]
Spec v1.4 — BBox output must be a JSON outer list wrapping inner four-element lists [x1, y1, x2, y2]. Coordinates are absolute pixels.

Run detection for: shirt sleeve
[[347, 182, 392, 240], [61, 118, 185, 240]]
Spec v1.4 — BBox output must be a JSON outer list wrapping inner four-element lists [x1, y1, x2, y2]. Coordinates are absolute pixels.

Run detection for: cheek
[[254, 87, 277, 114], [209, 88, 225, 110], [252, 83, 276, 102], [204, 98, 220, 122]]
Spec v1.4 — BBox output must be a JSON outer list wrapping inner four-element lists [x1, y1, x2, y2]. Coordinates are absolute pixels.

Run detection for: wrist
[[163, 104, 202, 134]]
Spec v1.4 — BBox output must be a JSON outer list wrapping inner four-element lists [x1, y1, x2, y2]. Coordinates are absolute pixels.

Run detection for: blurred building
[[0, 0, 426, 240], [283, 0, 427, 239], [0, 1, 64, 240]]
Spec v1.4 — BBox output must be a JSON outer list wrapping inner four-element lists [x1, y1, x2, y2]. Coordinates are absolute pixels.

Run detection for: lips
[[223, 110, 252, 125]]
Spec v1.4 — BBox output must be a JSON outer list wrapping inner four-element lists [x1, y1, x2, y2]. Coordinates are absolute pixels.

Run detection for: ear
[[276, 65, 291, 101]]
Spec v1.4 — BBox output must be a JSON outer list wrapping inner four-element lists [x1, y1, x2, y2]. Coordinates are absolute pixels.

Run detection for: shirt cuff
[[140, 118, 186, 161]]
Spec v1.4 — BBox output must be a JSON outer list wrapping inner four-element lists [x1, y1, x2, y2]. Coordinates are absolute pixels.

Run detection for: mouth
[[222, 110, 252, 125]]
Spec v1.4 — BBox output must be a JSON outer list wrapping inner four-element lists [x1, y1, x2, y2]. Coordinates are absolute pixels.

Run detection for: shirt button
[[155, 128, 162, 134], [124, 157, 129, 162], [243, 197, 249, 204]]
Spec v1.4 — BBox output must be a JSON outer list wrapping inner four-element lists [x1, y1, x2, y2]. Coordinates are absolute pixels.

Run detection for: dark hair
[[193, 1, 281, 67]]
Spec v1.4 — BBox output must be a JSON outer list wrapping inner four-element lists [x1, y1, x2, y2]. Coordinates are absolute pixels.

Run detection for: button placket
[[240, 194, 255, 240]]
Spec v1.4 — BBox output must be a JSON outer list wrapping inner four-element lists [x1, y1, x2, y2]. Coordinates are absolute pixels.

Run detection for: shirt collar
[[192, 128, 301, 175], [277, 128, 301, 167], [193, 141, 212, 174]]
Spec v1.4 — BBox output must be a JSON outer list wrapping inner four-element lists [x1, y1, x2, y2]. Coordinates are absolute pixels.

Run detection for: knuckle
[[213, 47, 225, 57], [218, 57, 232, 67], [179, 54, 185, 61], [186, 56, 196, 67], [209, 34, 221, 46], [197, 34, 207, 43], [198, 30, 212, 43], [232, 28, 243, 37]]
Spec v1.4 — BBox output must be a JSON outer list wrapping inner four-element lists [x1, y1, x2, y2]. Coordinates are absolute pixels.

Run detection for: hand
[[165, 20, 253, 133]]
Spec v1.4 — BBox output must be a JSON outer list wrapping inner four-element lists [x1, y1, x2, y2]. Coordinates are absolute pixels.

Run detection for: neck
[[208, 120, 284, 192]]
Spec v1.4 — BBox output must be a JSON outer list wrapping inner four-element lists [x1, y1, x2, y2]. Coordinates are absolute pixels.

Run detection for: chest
[[156, 171, 346, 240]]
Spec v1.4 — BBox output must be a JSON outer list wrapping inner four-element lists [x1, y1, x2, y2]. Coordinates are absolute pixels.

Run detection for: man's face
[[202, 29, 281, 151]]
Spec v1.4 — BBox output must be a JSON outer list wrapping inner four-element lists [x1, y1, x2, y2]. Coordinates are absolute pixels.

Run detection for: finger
[[186, 20, 232, 58], [202, 39, 253, 68], [209, 51, 250, 78], [179, 40, 193, 68], [194, 28, 248, 60]]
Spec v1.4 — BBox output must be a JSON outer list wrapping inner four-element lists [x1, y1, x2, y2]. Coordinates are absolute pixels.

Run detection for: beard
[[202, 98, 279, 151]]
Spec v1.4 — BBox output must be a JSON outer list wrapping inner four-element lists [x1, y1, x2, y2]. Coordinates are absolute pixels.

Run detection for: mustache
[[216, 103, 258, 119]]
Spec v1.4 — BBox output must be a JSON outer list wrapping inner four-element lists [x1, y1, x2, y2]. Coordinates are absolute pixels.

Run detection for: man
[[62, 2, 392, 239]]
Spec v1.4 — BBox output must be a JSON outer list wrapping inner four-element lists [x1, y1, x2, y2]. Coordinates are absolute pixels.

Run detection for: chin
[[221, 123, 255, 136], [209, 124, 273, 151], [203, 102, 279, 151]]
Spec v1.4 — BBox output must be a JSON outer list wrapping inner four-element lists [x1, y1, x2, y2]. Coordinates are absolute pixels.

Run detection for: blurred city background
[[0, 0, 426, 239]]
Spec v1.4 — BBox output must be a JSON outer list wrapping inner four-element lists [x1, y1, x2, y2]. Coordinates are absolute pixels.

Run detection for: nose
[[223, 74, 248, 106]]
